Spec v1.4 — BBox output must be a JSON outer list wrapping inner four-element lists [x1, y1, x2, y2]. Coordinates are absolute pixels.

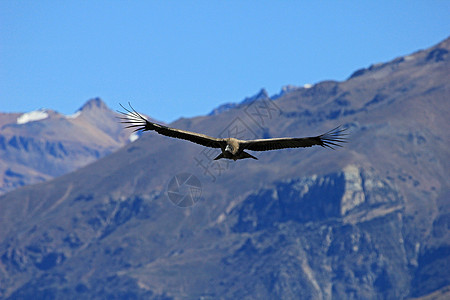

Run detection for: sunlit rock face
[[231, 164, 402, 233]]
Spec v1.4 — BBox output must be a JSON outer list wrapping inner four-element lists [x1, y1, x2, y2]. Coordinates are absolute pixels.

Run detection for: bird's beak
[[225, 145, 232, 152]]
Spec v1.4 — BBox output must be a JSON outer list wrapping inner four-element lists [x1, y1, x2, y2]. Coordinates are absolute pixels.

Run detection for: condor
[[118, 103, 347, 161]]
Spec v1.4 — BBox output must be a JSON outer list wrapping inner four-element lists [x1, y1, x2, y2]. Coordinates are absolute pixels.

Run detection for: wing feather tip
[[318, 125, 348, 150]]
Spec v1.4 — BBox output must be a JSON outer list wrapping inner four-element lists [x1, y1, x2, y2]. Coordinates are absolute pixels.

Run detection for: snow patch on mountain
[[271, 85, 299, 99], [129, 132, 140, 142], [17, 110, 49, 124], [66, 111, 81, 119]]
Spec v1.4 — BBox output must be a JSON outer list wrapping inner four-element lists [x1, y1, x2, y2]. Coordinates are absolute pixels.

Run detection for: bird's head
[[225, 144, 234, 153]]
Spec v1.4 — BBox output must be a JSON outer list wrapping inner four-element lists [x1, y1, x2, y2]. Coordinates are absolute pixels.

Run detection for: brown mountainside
[[0, 98, 144, 195], [0, 37, 448, 299]]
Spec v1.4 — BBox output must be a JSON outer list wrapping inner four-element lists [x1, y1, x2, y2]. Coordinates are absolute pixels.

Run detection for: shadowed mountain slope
[[0, 37, 449, 299]]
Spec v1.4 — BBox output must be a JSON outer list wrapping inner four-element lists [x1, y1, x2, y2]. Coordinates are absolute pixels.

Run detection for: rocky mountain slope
[[0, 37, 449, 299], [0, 98, 142, 195]]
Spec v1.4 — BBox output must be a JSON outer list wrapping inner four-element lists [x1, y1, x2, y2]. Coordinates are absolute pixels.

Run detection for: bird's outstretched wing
[[241, 126, 347, 151], [118, 103, 224, 148]]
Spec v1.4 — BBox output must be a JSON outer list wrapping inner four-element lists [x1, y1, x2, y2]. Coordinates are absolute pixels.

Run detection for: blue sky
[[1, 1, 449, 122]]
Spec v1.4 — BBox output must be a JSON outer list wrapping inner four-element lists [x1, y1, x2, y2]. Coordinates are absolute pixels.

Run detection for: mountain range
[[0, 98, 161, 195], [0, 37, 449, 299]]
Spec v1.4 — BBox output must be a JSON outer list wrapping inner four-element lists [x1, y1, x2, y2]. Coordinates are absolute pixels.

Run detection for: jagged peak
[[208, 88, 270, 116], [79, 98, 108, 112], [240, 88, 269, 105]]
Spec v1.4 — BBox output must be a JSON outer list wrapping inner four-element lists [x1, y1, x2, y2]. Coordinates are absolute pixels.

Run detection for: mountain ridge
[[0, 37, 449, 299], [0, 97, 163, 195]]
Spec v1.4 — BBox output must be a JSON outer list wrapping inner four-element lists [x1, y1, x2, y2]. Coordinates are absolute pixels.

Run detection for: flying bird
[[118, 103, 347, 161]]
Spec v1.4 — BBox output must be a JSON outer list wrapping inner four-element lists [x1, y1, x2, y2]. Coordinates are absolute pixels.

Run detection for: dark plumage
[[118, 103, 347, 161]]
